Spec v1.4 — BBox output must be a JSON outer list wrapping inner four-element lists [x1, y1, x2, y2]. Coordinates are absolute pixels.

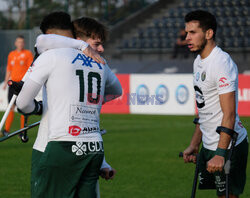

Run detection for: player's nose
[[98, 45, 104, 53]]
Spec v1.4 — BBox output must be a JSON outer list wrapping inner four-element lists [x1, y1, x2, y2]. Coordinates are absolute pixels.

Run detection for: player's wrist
[[215, 147, 227, 157]]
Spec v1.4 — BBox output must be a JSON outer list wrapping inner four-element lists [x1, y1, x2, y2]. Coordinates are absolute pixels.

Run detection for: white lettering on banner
[[238, 88, 250, 101]]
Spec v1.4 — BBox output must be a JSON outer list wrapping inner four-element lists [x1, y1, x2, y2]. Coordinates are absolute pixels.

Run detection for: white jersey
[[33, 86, 48, 152], [193, 46, 247, 150], [19, 48, 121, 143], [32, 34, 88, 151]]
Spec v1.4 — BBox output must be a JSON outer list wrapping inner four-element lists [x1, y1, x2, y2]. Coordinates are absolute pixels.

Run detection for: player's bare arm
[[183, 122, 202, 163], [207, 91, 236, 173]]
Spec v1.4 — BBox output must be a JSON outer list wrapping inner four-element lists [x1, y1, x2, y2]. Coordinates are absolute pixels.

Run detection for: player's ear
[[205, 29, 214, 40]]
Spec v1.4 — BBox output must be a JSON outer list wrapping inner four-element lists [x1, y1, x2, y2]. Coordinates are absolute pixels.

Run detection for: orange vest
[[7, 49, 33, 81]]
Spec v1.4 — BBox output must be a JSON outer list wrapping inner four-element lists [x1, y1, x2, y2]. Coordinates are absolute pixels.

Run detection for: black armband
[[193, 118, 200, 125], [216, 126, 238, 139], [18, 100, 43, 116]]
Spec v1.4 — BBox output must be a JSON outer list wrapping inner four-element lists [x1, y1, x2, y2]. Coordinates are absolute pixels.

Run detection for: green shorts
[[33, 141, 104, 198], [31, 149, 43, 198], [198, 137, 249, 196]]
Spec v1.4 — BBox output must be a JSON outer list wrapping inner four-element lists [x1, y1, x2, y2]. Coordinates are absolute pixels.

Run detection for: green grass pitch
[[0, 112, 249, 198]]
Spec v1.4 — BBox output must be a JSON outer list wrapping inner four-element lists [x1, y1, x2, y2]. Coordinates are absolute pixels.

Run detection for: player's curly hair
[[40, 11, 74, 34], [185, 10, 217, 39], [73, 17, 108, 43]]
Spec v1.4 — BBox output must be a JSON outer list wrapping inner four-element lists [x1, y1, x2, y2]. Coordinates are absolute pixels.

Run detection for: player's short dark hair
[[185, 10, 217, 39], [73, 17, 108, 43], [40, 11, 74, 34], [16, 35, 24, 40]]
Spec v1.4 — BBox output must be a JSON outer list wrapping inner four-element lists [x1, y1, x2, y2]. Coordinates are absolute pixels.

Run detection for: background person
[[1, 35, 33, 136], [171, 28, 189, 59]]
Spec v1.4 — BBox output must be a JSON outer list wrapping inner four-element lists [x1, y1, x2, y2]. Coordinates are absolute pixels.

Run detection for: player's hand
[[207, 155, 225, 173], [82, 46, 105, 64], [100, 168, 116, 180], [183, 145, 199, 163]]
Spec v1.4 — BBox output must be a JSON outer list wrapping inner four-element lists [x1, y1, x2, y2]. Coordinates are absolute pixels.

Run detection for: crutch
[[179, 152, 200, 198], [20, 116, 29, 143], [0, 95, 17, 132], [0, 121, 40, 142], [216, 127, 238, 198]]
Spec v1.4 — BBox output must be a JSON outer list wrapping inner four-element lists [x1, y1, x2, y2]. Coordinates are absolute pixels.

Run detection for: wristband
[[215, 147, 227, 157], [193, 118, 200, 125]]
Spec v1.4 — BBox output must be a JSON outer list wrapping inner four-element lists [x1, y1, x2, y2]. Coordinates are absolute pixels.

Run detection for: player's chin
[[190, 47, 200, 53]]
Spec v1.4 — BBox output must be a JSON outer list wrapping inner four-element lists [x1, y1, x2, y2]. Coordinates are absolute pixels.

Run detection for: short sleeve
[[215, 58, 237, 95]]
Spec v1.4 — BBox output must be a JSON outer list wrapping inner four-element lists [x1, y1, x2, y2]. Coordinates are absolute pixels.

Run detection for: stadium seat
[[120, 0, 250, 52]]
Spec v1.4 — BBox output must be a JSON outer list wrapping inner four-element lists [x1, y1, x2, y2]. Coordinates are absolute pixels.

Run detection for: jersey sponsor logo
[[175, 84, 189, 104], [72, 53, 103, 70], [70, 105, 99, 124], [219, 77, 229, 88], [72, 141, 87, 155], [194, 86, 205, 108], [69, 125, 81, 136], [219, 77, 227, 83], [72, 141, 104, 156], [82, 126, 100, 133], [155, 84, 169, 104]]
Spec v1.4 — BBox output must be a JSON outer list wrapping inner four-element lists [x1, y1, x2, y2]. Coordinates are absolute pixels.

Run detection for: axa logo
[[219, 77, 227, 83], [69, 125, 81, 136]]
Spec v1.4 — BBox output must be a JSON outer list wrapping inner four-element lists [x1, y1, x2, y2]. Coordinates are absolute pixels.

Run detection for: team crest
[[201, 71, 206, 81]]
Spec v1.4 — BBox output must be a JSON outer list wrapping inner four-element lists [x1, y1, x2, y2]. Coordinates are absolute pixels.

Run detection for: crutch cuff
[[216, 126, 236, 138]]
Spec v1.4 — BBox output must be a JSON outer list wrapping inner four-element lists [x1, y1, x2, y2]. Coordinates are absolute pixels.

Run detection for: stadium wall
[[101, 74, 250, 116], [0, 74, 249, 116]]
